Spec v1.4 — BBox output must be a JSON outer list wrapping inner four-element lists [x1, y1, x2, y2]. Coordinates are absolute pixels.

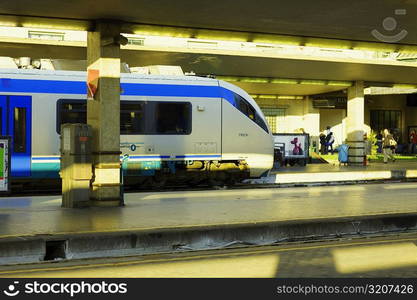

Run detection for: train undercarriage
[[11, 160, 251, 193]]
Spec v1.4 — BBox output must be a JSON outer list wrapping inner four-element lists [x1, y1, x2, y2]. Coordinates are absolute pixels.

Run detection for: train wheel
[[152, 176, 167, 189], [297, 159, 306, 166], [208, 178, 226, 188], [225, 174, 239, 186]]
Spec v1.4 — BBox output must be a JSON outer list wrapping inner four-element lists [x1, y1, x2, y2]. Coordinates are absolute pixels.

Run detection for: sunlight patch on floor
[[332, 242, 417, 274]]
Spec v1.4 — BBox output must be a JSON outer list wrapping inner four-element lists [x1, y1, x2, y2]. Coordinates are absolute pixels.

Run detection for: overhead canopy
[[123, 48, 417, 85], [0, 0, 416, 51], [1, 0, 417, 95], [1, 39, 416, 84]]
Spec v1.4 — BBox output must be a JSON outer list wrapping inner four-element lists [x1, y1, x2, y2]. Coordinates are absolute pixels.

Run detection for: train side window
[[155, 102, 192, 135], [120, 101, 145, 134], [56, 99, 86, 133], [14, 107, 27, 153], [57, 99, 192, 135]]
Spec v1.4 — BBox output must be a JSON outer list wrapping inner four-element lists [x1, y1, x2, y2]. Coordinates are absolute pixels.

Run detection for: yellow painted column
[[303, 96, 320, 151], [346, 81, 365, 165], [87, 22, 123, 206]]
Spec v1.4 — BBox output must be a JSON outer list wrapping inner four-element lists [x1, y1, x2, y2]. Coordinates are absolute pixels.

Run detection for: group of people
[[319, 126, 335, 155], [319, 126, 416, 164], [374, 129, 417, 163], [362, 129, 397, 163]]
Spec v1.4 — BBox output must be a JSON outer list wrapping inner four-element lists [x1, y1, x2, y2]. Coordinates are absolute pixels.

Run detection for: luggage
[[338, 144, 349, 165]]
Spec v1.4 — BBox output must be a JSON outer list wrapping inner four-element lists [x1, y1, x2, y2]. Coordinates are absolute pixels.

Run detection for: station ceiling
[[0, 0, 416, 47], [123, 48, 417, 85], [1, 0, 417, 95], [1, 39, 417, 86]]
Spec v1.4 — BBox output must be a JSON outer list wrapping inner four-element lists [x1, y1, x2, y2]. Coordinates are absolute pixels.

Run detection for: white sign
[[63, 127, 71, 152], [273, 134, 307, 158]]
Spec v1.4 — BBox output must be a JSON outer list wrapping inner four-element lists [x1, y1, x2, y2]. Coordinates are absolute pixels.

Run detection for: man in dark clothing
[[376, 130, 383, 154], [319, 133, 327, 154], [325, 126, 335, 155], [409, 130, 417, 154]]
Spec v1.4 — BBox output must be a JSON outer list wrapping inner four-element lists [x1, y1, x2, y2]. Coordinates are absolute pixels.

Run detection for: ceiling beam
[[0, 14, 92, 31], [1, 14, 417, 53], [1, 37, 417, 84]]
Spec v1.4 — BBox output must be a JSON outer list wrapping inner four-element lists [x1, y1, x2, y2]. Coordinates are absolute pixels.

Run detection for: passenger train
[[0, 69, 274, 188]]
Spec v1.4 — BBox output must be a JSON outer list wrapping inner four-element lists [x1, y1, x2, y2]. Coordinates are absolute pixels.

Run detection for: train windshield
[[233, 94, 269, 133]]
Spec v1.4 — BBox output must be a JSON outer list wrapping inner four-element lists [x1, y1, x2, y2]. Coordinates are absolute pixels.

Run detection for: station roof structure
[[1, 0, 416, 45], [1, 0, 417, 95], [1, 38, 417, 95]]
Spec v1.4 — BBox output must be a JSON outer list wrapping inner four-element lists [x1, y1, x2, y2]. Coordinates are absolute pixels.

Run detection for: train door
[[0, 95, 32, 177]]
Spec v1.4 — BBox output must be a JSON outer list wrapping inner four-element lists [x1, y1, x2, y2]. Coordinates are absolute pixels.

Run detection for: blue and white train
[[0, 69, 273, 188]]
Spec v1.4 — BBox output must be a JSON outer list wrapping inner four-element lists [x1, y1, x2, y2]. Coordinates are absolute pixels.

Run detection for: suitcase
[[338, 144, 349, 165]]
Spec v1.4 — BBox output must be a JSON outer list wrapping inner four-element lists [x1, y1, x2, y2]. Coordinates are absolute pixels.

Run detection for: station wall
[[256, 97, 320, 138], [257, 93, 417, 149], [319, 108, 347, 146], [319, 94, 416, 145]]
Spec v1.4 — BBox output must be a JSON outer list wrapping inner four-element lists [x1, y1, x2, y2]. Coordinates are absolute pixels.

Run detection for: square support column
[[303, 96, 320, 151], [346, 81, 365, 165], [87, 22, 122, 206]]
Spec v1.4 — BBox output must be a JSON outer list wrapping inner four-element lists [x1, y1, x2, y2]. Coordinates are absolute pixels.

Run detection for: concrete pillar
[[346, 81, 365, 165], [87, 22, 122, 206], [303, 96, 320, 152]]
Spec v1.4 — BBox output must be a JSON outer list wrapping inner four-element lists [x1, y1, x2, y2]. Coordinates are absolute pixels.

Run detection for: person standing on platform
[[319, 132, 327, 154], [376, 130, 383, 154], [325, 126, 335, 155], [382, 128, 396, 163], [409, 130, 417, 155], [364, 133, 372, 164]]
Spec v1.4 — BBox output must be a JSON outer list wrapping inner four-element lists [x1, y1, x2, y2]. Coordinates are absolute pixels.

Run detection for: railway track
[[8, 182, 256, 196]]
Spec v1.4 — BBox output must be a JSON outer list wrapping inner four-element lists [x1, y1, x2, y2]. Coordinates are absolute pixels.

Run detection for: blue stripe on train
[[0, 78, 86, 94], [128, 155, 171, 159], [0, 78, 236, 106], [32, 155, 221, 161], [175, 155, 221, 158], [31, 155, 173, 161], [32, 157, 60, 160]]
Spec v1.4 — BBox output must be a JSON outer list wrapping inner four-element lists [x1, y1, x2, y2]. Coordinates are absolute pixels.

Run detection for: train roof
[[0, 68, 269, 127], [0, 68, 217, 84]]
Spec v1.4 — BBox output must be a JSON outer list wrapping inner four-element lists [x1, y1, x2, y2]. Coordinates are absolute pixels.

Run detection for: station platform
[[248, 160, 417, 185], [1, 182, 417, 265]]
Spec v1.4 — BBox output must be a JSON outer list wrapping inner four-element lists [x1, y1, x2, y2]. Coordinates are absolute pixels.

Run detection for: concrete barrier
[[1, 213, 417, 266]]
